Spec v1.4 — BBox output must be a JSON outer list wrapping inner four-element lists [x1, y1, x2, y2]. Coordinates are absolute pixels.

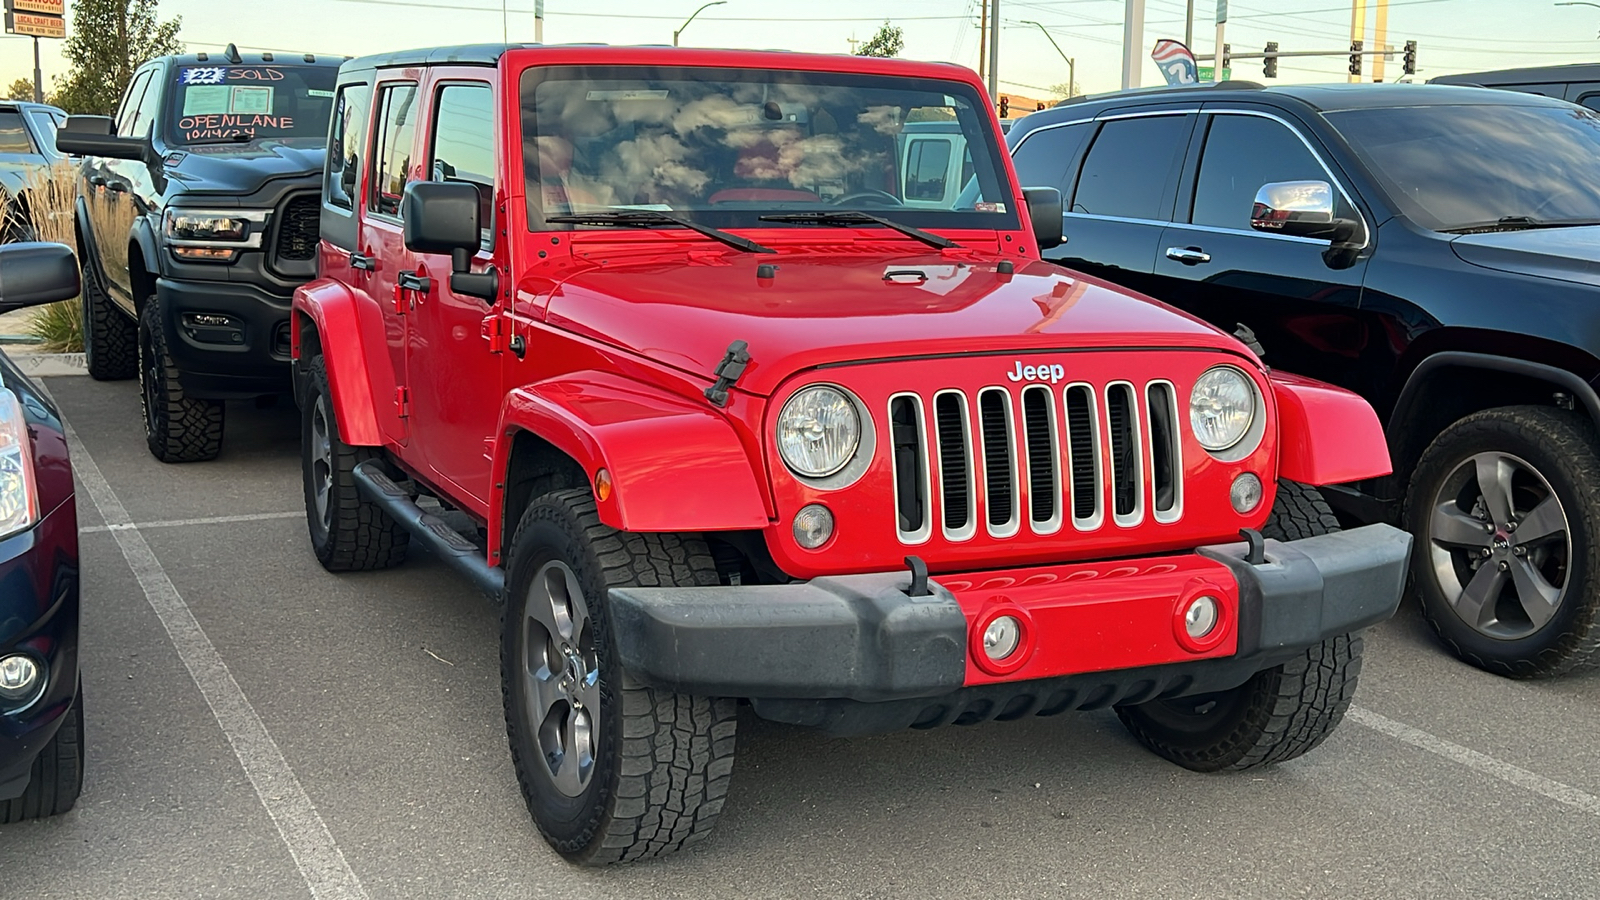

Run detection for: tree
[[1048, 80, 1082, 101], [5, 79, 35, 102], [52, 0, 183, 116], [855, 21, 904, 58]]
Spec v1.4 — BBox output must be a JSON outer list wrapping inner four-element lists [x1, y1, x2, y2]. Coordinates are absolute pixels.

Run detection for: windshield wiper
[[183, 131, 256, 145], [546, 211, 774, 254], [1442, 215, 1600, 234], [759, 210, 959, 249]]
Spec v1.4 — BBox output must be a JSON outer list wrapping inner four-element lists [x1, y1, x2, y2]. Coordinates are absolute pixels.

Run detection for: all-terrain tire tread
[[139, 298, 224, 462], [304, 355, 409, 572], [1260, 480, 1340, 542], [81, 259, 136, 381]]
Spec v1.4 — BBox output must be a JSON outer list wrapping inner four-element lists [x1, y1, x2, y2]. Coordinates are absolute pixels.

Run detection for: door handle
[[398, 270, 432, 293], [349, 250, 375, 271], [1165, 246, 1211, 265]]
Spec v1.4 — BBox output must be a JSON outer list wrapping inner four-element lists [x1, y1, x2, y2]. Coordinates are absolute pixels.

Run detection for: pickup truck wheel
[[1405, 406, 1600, 678], [138, 298, 223, 462], [301, 355, 408, 572], [81, 260, 136, 381], [501, 489, 736, 865], [0, 687, 84, 823], [1115, 482, 1358, 771]]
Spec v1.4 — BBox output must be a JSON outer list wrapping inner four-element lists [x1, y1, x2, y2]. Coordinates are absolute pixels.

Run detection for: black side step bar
[[352, 460, 505, 599]]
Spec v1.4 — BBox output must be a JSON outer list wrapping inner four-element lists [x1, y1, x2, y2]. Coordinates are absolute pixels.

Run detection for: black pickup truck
[[57, 45, 339, 461]]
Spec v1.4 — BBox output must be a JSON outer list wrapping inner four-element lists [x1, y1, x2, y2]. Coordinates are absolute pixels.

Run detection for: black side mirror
[[401, 181, 498, 301], [1022, 186, 1063, 250], [1250, 180, 1359, 244], [54, 115, 148, 161], [0, 243, 80, 313]]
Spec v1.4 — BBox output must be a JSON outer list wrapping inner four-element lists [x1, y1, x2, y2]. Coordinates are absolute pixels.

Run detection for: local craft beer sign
[[4, 0, 66, 38]]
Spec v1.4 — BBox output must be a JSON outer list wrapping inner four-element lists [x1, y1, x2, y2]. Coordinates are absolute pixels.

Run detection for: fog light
[[1230, 473, 1263, 514], [792, 504, 834, 549], [1184, 596, 1219, 639], [0, 654, 42, 703], [982, 615, 1022, 661]]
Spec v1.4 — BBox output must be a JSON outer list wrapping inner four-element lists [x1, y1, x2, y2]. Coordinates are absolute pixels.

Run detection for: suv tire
[[1114, 480, 1360, 771], [81, 259, 136, 381], [1405, 405, 1600, 678], [139, 297, 224, 462], [301, 354, 408, 572], [0, 688, 84, 823], [501, 489, 737, 865]]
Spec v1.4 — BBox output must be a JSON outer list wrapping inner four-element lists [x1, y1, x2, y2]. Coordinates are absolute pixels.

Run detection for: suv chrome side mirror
[[0, 243, 80, 313], [402, 181, 498, 301], [1022, 186, 1063, 250], [1250, 180, 1358, 244], [54, 115, 148, 162]]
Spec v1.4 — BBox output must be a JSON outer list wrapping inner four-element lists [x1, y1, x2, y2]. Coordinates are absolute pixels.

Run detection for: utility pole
[[1213, 0, 1226, 82], [1122, 0, 1145, 89], [1348, 0, 1367, 83], [1185, 0, 1194, 47], [534, 0, 544, 43], [977, 0, 987, 83], [1372, 0, 1389, 81], [32, 36, 42, 103], [988, 0, 1000, 100]]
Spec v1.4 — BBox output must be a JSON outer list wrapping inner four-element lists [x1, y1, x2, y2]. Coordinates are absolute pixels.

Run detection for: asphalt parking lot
[[3, 372, 1600, 899]]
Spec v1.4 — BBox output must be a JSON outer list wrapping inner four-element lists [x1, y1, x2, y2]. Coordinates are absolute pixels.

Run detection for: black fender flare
[[129, 214, 162, 281], [1391, 350, 1600, 432], [73, 193, 106, 279]]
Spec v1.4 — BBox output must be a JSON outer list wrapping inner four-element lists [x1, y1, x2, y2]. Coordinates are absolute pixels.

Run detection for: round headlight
[[776, 385, 861, 478], [1189, 367, 1257, 451]]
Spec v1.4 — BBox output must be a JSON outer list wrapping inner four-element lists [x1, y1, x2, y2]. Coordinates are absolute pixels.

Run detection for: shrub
[[14, 164, 84, 352]]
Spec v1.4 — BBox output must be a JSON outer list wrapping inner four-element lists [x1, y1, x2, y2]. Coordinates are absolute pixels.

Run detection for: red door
[[361, 75, 423, 448]]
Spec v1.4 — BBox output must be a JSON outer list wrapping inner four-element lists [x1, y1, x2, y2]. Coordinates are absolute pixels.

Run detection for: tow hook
[[1240, 528, 1267, 565], [704, 339, 750, 408]]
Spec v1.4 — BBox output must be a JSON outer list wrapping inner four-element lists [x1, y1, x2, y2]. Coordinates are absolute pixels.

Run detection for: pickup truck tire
[[81, 260, 136, 381], [301, 354, 408, 572], [501, 489, 736, 865], [138, 297, 224, 462], [1405, 406, 1600, 678], [1114, 482, 1360, 771], [0, 688, 84, 823]]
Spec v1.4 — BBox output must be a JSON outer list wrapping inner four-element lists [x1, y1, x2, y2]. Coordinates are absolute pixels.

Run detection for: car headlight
[[0, 389, 39, 541], [776, 385, 862, 478], [1189, 366, 1257, 451], [163, 208, 254, 242]]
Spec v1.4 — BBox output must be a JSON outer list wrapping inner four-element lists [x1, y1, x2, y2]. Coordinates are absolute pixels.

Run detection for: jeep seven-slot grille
[[273, 194, 320, 262], [893, 381, 1182, 542]]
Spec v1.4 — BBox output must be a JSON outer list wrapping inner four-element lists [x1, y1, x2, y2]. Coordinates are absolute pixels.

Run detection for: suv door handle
[[349, 251, 375, 271], [1165, 246, 1211, 265], [398, 270, 432, 293]]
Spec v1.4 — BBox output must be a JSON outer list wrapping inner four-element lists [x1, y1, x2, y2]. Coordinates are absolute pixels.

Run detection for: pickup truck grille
[[893, 380, 1183, 543], [272, 194, 320, 263]]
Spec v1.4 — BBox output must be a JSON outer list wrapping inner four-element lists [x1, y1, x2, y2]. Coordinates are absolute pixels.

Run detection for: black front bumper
[[609, 524, 1412, 735], [156, 277, 294, 399]]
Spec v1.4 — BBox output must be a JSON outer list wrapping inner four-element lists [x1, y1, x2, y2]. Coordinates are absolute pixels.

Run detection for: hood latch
[[704, 340, 750, 408]]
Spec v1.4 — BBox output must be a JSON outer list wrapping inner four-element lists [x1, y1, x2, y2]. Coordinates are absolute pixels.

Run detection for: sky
[[3, 0, 1598, 102]]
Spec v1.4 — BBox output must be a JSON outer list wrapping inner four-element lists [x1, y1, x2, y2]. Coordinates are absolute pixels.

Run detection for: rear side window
[[1190, 114, 1336, 229], [326, 83, 371, 212], [1579, 93, 1600, 113], [428, 82, 495, 243], [0, 112, 31, 154], [116, 71, 154, 138], [368, 83, 418, 218], [904, 138, 952, 201], [1011, 121, 1092, 195], [1071, 116, 1189, 221], [127, 73, 164, 141]]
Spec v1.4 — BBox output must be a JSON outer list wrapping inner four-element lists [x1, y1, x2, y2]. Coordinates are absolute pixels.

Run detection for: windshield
[[519, 65, 1017, 231], [169, 64, 337, 145], [1328, 104, 1600, 232]]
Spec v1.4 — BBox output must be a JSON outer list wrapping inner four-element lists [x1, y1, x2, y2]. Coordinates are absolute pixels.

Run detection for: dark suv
[[56, 45, 340, 462], [1006, 82, 1600, 678], [1431, 63, 1600, 109]]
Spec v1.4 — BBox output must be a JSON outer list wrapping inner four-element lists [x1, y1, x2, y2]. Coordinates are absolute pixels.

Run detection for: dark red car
[[0, 242, 83, 822]]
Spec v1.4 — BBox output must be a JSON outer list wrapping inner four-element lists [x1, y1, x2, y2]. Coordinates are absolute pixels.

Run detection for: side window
[[1011, 121, 1092, 195], [115, 71, 153, 137], [1579, 93, 1600, 113], [1191, 114, 1345, 230], [368, 83, 419, 218], [26, 111, 61, 156], [1071, 116, 1189, 220], [126, 71, 164, 140], [0, 111, 31, 154], [326, 82, 372, 212], [904, 138, 952, 201], [428, 82, 495, 242]]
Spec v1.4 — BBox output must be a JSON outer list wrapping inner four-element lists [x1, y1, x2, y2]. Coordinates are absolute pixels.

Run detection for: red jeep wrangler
[[293, 44, 1412, 864]]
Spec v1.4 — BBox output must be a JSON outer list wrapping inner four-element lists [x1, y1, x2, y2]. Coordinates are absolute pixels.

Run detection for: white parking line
[[63, 422, 368, 900], [1348, 705, 1600, 817], [81, 511, 303, 534]]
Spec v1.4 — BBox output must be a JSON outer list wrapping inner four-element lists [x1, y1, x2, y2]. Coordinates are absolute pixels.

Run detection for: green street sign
[[1198, 66, 1233, 81]]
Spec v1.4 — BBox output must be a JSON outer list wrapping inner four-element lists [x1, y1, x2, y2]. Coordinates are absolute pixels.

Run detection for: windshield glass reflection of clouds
[[1329, 104, 1600, 231], [520, 67, 1015, 230]]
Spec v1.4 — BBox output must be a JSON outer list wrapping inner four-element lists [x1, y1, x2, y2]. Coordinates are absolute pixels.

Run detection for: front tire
[[139, 298, 224, 462], [0, 689, 84, 823], [501, 489, 737, 865], [81, 258, 136, 381], [301, 354, 408, 572]]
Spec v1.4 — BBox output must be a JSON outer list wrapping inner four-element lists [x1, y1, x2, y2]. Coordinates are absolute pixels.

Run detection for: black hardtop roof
[[1431, 62, 1600, 86], [342, 43, 529, 71]]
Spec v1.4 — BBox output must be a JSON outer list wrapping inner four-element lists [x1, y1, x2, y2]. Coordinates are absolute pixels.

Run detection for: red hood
[[543, 245, 1247, 396]]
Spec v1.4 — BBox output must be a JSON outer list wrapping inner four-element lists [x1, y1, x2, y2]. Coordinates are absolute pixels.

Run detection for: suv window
[[327, 83, 372, 212], [904, 137, 951, 200], [369, 83, 419, 218], [0, 111, 31, 154], [26, 110, 63, 157], [116, 71, 154, 137], [1191, 114, 1332, 230], [1072, 116, 1187, 220], [1011, 121, 1091, 194], [429, 82, 495, 242]]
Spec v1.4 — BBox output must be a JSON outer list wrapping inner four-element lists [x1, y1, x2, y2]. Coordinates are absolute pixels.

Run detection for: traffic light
[[1403, 40, 1417, 75], [1349, 40, 1363, 76], [1221, 43, 1232, 70], [1263, 41, 1279, 79], [999, 95, 1009, 118]]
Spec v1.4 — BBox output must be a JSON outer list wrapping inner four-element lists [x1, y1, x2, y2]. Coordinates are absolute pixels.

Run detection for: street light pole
[[988, 0, 1000, 100], [1020, 20, 1076, 96], [673, 1, 726, 47], [33, 36, 43, 104], [1556, 0, 1600, 35]]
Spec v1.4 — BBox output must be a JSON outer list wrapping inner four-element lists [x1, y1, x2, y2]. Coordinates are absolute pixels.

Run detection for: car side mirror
[[54, 115, 148, 161], [0, 243, 80, 313], [402, 181, 498, 301], [1250, 180, 1358, 244], [1022, 186, 1063, 250]]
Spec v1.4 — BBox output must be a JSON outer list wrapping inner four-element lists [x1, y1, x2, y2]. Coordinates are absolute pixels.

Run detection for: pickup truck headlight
[[1189, 366, 1257, 452], [0, 389, 39, 541], [777, 385, 862, 478], [163, 209, 254, 242]]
